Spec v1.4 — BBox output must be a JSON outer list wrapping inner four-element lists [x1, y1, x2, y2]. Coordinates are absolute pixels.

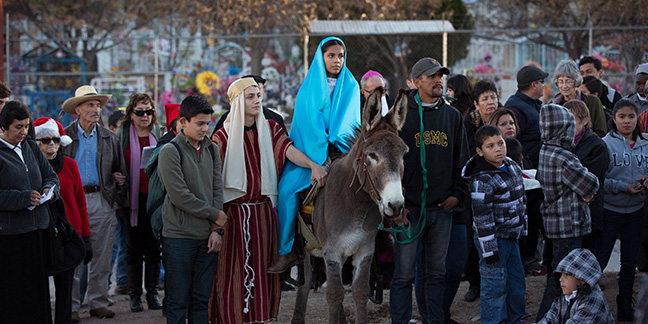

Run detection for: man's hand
[[392, 208, 410, 227], [581, 195, 594, 203], [285, 145, 327, 188], [112, 172, 127, 186], [438, 196, 459, 212], [30, 190, 43, 206], [207, 232, 223, 253], [215, 210, 228, 227], [310, 164, 327, 189]]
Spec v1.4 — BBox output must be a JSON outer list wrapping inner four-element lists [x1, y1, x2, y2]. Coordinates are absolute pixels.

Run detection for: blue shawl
[[276, 36, 361, 254]]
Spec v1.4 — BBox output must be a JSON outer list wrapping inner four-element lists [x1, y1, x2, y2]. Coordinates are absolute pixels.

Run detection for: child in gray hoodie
[[536, 248, 614, 324], [597, 98, 648, 321]]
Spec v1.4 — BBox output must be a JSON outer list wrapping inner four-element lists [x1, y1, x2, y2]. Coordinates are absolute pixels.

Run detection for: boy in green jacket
[[157, 95, 227, 324]]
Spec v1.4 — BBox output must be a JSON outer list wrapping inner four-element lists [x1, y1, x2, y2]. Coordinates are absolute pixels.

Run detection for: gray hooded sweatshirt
[[602, 130, 648, 213]]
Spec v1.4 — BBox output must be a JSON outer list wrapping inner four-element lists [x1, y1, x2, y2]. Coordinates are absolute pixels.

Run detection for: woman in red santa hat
[[34, 117, 92, 324]]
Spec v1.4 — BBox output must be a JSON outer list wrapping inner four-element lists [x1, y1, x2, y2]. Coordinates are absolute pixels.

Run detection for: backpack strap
[[148, 141, 215, 217], [169, 141, 183, 166], [207, 143, 215, 161], [149, 141, 183, 217]]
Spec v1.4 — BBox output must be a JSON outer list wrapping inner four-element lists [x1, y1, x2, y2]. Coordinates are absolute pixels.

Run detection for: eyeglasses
[[38, 138, 61, 144], [557, 80, 575, 86], [133, 109, 154, 117], [535, 79, 545, 84]]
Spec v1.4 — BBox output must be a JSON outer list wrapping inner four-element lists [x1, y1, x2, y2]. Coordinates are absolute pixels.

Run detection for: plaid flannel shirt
[[538, 104, 599, 239], [463, 155, 527, 264]]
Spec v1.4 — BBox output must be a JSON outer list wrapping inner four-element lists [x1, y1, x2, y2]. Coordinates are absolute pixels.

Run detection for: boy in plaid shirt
[[462, 125, 527, 324], [537, 248, 613, 323], [535, 104, 599, 321]]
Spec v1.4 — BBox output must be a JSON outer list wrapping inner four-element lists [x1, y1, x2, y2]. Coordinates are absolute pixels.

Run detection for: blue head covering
[[276, 36, 361, 254]]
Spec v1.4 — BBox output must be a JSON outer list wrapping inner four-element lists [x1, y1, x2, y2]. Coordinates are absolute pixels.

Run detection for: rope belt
[[233, 201, 269, 314]]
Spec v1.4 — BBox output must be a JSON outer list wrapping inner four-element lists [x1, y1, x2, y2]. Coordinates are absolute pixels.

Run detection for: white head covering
[[221, 78, 278, 205]]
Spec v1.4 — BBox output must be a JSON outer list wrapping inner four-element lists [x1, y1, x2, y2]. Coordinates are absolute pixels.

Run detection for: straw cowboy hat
[[61, 85, 112, 114]]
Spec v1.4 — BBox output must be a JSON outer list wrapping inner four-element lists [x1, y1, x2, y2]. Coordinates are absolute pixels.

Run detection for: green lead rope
[[379, 92, 427, 244]]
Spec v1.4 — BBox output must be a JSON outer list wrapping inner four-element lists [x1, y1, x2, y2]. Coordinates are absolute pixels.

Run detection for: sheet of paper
[[28, 184, 56, 211], [140, 146, 156, 169]]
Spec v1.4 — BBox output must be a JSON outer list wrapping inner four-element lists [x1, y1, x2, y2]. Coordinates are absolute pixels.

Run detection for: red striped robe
[[209, 120, 292, 324]]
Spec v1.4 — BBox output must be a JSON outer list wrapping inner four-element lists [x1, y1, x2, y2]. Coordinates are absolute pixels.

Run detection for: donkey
[[292, 88, 409, 324]]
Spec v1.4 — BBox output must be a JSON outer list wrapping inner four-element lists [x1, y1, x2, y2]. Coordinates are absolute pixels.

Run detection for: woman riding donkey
[[270, 36, 361, 273]]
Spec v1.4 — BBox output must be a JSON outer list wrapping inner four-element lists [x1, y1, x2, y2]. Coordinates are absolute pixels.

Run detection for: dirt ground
[[65, 271, 641, 324]]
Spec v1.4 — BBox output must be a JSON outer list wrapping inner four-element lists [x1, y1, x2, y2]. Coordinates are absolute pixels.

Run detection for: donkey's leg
[[292, 250, 312, 324], [324, 253, 346, 324], [351, 244, 375, 324]]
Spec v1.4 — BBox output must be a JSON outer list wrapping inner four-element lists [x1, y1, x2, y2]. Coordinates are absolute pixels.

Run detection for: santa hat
[[33, 117, 73, 146], [165, 103, 180, 131]]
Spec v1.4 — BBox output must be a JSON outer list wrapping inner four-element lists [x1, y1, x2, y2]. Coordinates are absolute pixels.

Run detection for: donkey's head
[[352, 87, 409, 218]]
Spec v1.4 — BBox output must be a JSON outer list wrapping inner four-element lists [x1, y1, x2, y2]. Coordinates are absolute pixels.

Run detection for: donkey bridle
[[349, 129, 393, 205]]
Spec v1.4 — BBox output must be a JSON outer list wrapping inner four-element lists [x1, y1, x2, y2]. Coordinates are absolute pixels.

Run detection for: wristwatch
[[213, 228, 225, 236]]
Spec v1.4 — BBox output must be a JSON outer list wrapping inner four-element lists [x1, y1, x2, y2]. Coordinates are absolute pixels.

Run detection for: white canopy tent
[[304, 20, 455, 74]]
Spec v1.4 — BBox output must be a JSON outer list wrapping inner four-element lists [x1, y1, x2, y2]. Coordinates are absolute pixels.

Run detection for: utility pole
[[0, 0, 5, 83]]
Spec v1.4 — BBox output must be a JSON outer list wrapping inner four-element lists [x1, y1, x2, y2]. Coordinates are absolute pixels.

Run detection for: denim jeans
[[110, 214, 128, 288], [389, 207, 452, 324], [596, 207, 644, 297], [443, 224, 467, 320], [164, 237, 219, 324], [474, 236, 525, 324], [415, 224, 467, 323], [536, 236, 582, 321], [464, 220, 481, 289]]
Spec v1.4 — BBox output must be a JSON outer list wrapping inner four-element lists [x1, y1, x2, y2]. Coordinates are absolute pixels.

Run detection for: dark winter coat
[[462, 155, 528, 264], [505, 90, 543, 168], [573, 128, 608, 233], [0, 139, 59, 235]]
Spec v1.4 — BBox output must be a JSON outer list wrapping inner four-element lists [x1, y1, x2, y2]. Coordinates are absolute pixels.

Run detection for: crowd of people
[[1, 36, 648, 324]]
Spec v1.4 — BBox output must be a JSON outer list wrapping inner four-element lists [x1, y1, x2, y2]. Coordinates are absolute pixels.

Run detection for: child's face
[[559, 273, 583, 295], [477, 134, 506, 167], [613, 106, 637, 138], [180, 113, 211, 145]]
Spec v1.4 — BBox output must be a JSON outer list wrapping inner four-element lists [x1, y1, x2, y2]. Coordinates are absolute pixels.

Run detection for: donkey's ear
[[362, 87, 384, 132], [384, 89, 408, 131]]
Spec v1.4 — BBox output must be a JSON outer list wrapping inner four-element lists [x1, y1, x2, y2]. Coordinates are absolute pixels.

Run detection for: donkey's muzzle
[[379, 180, 405, 218], [384, 201, 404, 219]]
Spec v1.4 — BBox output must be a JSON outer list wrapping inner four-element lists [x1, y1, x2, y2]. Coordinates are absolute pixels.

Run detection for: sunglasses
[[133, 109, 154, 117], [38, 138, 61, 144]]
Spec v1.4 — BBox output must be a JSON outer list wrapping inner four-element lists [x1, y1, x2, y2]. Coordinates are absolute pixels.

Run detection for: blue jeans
[[164, 237, 219, 324], [536, 236, 582, 321], [415, 224, 467, 323], [390, 207, 452, 324], [474, 236, 525, 324], [110, 215, 128, 288], [596, 207, 644, 297]]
